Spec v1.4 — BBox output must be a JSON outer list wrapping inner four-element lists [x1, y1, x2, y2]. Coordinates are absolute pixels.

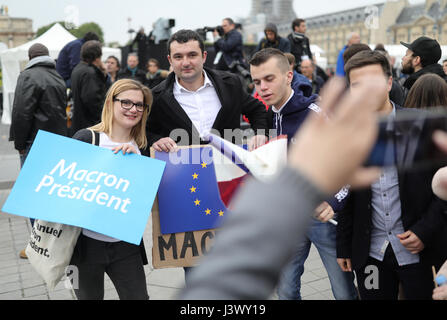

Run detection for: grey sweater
[[179, 166, 328, 299]]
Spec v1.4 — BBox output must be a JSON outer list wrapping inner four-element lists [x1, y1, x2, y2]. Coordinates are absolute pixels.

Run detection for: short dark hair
[[148, 58, 159, 67], [344, 50, 392, 83], [83, 32, 100, 42], [283, 52, 296, 67], [81, 40, 102, 63], [249, 48, 290, 73], [343, 43, 372, 65], [167, 29, 204, 56], [292, 18, 305, 31], [224, 17, 235, 25], [106, 55, 120, 69], [374, 43, 386, 52]]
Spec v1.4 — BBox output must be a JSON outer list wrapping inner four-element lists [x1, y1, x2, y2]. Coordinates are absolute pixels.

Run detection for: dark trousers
[[354, 245, 433, 300], [19, 144, 34, 227], [69, 234, 149, 300]]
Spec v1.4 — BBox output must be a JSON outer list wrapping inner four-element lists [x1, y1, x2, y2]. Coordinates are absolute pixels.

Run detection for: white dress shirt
[[173, 71, 222, 138]]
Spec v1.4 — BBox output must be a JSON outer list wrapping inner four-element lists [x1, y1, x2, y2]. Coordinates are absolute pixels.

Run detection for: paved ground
[[0, 122, 337, 300]]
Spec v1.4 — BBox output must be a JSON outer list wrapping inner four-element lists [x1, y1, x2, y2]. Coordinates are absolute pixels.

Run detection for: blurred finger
[[318, 77, 347, 115], [346, 259, 352, 272], [319, 207, 333, 222], [315, 202, 328, 214], [332, 75, 388, 123], [433, 130, 447, 154], [112, 146, 122, 154], [348, 167, 382, 189], [433, 286, 447, 300]]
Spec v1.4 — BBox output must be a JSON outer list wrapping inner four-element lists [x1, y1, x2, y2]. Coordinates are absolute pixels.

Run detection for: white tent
[[1, 23, 121, 124]]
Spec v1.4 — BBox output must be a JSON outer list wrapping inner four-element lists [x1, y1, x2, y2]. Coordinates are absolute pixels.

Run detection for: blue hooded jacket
[[269, 84, 318, 143], [56, 38, 85, 81], [268, 81, 348, 215]]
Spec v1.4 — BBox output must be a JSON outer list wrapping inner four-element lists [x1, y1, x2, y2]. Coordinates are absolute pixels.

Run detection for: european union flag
[[155, 146, 228, 234]]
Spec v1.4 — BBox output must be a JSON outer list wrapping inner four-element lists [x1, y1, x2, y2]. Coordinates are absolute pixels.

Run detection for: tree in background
[[35, 21, 104, 43]]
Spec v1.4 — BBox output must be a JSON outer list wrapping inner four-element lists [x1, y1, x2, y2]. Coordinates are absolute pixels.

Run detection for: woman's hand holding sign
[[113, 144, 138, 155]]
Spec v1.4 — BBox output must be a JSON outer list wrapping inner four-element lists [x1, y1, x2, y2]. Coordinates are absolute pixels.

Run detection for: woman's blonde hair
[[90, 79, 153, 149]]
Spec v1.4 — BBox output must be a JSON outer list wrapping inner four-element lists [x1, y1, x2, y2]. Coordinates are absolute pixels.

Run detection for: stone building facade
[[390, 0, 447, 44], [0, 10, 34, 48], [243, 0, 297, 43], [305, 0, 447, 67]]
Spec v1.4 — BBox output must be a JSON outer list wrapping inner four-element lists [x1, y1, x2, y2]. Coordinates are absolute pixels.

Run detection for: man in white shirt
[[146, 29, 268, 153]]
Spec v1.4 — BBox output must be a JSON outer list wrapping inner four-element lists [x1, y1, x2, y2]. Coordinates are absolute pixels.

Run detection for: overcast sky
[[2, 0, 424, 45]]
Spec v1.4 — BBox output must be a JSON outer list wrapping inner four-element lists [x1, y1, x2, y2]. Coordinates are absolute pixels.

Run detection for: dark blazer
[[146, 67, 268, 147], [117, 67, 147, 85], [70, 62, 108, 135], [336, 107, 447, 270]]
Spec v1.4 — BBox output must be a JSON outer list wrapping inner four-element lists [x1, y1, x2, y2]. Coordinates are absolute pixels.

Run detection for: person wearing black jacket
[[131, 28, 148, 70], [147, 29, 268, 152], [144, 58, 167, 89], [255, 23, 291, 53], [287, 18, 312, 70], [10, 43, 67, 165], [117, 53, 147, 84], [213, 18, 245, 71], [336, 50, 447, 300], [70, 40, 108, 135], [401, 37, 447, 95], [9, 43, 67, 259]]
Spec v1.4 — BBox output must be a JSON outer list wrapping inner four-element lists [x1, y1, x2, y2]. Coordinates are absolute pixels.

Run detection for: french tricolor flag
[[206, 133, 288, 208]]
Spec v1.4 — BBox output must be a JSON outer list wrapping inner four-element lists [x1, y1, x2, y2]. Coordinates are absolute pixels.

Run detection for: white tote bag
[[25, 220, 81, 289]]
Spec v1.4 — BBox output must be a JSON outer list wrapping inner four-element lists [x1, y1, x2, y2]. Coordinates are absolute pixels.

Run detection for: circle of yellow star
[[192, 173, 199, 179], [190, 186, 197, 193], [194, 199, 201, 206], [201, 162, 207, 168], [205, 208, 211, 215]]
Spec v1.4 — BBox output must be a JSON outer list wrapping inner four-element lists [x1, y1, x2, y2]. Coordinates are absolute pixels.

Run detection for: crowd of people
[[6, 15, 447, 301]]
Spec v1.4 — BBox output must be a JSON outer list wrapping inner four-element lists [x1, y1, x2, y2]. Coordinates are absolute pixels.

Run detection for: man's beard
[[401, 63, 414, 75]]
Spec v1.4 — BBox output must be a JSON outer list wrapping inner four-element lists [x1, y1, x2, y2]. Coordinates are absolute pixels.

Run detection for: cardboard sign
[[151, 146, 223, 268], [2, 130, 166, 245], [152, 198, 216, 268]]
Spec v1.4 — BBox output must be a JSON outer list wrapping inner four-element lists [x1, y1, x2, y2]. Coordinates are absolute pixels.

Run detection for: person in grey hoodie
[[255, 23, 291, 54]]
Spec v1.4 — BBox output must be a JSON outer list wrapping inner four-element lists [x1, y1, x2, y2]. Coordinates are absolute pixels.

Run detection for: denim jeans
[[277, 218, 358, 300]]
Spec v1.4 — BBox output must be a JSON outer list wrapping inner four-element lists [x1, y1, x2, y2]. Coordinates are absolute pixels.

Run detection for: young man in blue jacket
[[249, 48, 358, 300]]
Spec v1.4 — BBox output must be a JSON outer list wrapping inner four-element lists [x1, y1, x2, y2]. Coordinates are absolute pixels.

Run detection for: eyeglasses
[[113, 98, 147, 112]]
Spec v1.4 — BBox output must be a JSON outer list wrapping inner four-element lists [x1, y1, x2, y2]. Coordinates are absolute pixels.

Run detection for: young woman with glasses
[[70, 79, 152, 300]]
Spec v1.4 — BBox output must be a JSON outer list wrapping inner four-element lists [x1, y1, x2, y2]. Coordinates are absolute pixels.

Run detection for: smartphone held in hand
[[365, 107, 447, 170]]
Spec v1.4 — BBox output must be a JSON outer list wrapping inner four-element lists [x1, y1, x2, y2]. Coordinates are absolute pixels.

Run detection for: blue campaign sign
[[1, 130, 166, 245]]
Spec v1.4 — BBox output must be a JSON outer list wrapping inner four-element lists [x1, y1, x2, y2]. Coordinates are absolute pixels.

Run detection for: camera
[[228, 60, 251, 80], [195, 25, 225, 40]]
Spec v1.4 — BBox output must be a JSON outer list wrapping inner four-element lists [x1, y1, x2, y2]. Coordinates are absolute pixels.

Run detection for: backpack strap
[[88, 129, 100, 146]]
